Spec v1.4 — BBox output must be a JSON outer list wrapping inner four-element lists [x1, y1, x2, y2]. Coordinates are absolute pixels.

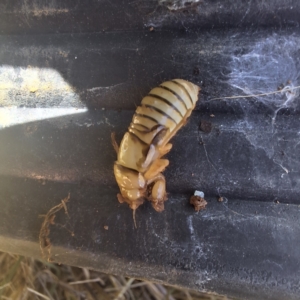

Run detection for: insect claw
[[152, 201, 165, 212]]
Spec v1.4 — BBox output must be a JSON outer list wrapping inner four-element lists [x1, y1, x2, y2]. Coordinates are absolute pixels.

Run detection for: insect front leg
[[159, 143, 172, 156], [144, 158, 169, 212], [146, 173, 167, 212], [144, 158, 169, 180]]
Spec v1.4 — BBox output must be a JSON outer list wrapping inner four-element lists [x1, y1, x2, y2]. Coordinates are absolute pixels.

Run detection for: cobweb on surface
[[207, 33, 300, 179], [159, 0, 201, 10], [224, 33, 300, 123]]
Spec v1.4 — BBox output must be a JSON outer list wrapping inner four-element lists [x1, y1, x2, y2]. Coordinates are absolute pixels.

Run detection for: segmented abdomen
[[129, 79, 199, 145], [117, 79, 200, 172]]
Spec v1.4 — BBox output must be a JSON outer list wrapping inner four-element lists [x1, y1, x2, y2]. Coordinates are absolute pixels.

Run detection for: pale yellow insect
[[112, 79, 200, 225]]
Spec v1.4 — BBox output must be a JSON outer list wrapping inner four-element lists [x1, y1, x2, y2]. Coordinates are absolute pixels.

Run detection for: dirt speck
[[25, 124, 38, 135], [104, 226, 109, 230], [199, 120, 212, 133], [58, 50, 69, 58], [190, 195, 207, 212], [193, 67, 200, 75]]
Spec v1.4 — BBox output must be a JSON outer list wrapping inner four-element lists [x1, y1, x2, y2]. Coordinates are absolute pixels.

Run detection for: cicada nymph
[[112, 79, 200, 226]]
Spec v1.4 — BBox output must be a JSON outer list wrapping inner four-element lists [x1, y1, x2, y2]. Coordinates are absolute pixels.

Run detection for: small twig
[[39, 193, 70, 261], [61, 198, 69, 218]]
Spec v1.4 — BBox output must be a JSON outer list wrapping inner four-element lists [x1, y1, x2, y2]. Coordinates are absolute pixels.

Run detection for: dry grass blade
[[82, 268, 90, 280], [27, 287, 51, 300], [119, 276, 136, 300], [144, 282, 176, 300], [69, 278, 105, 285], [141, 286, 152, 300], [0, 283, 11, 291], [114, 278, 135, 300], [105, 281, 149, 292], [109, 275, 123, 290], [0, 251, 231, 300], [39, 193, 70, 261], [185, 290, 193, 300], [156, 283, 175, 300], [0, 255, 23, 298]]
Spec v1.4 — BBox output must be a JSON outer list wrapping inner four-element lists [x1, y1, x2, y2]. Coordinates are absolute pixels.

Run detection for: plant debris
[[39, 193, 70, 262], [190, 191, 207, 212], [0, 251, 230, 300]]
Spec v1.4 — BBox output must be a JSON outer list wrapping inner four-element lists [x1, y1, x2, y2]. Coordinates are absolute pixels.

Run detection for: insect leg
[[146, 173, 167, 212], [144, 159, 169, 212], [158, 143, 172, 156], [141, 144, 156, 169], [143, 158, 169, 180]]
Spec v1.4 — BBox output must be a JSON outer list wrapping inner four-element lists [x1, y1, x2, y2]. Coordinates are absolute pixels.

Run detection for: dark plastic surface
[[1, 0, 300, 34], [0, 1, 300, 300]]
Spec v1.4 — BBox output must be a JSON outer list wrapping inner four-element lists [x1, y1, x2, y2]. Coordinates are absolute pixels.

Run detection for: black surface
[[1, 1, 300, 300], [0, 0, 300, 34]]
